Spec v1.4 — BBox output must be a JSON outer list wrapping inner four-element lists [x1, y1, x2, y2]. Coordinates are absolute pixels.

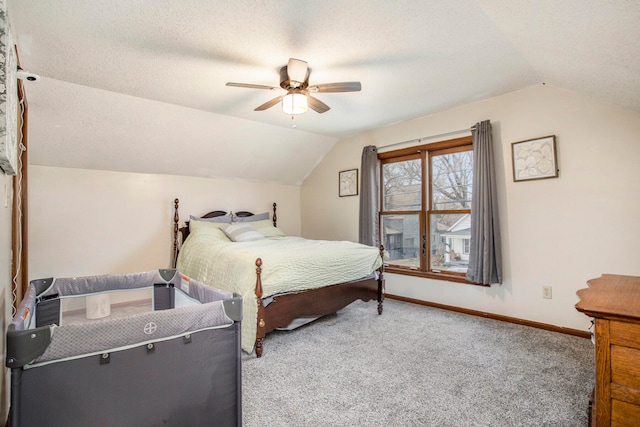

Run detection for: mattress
[[177, 231, 382, 353]]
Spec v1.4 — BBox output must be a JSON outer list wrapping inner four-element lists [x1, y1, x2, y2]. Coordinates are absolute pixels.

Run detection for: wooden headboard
[[172, 199, 277, 267]]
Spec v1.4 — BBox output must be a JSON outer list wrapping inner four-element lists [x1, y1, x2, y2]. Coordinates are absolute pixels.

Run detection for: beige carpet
[[241, 298, 594, 426]]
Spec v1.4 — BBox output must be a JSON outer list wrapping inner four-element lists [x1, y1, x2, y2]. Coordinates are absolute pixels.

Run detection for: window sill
[[383, 266, 489, 287]]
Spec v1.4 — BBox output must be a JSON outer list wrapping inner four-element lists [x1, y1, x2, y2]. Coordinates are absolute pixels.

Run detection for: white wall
[[0, 177, 11, 288], [29, 166, 300, 280], [301, 84, 640, 331], [0, 173, 12, 422]]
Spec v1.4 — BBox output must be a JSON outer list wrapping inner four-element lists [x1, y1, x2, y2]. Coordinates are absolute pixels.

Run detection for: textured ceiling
[[6, 0, 640, 184]]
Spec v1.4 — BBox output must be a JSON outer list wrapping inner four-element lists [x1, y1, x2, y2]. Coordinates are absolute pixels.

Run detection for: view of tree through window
[[379, 137, 473, 280], [431, 151, 472, 210], [382, 159, 421, 211], [430, 149, 473, 273]]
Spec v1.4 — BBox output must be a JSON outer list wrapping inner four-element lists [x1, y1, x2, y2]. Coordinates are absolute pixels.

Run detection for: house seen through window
[[379, 136, 473, 282]]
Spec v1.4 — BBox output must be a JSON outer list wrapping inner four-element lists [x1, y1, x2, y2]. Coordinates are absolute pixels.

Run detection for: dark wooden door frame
[[11, 48, 28, 310]]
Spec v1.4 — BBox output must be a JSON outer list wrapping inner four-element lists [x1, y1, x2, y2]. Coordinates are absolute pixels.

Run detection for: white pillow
[[259, 226, 287, 238], [190, 220, 233, 240], [222, 223, 265, 242], [248, 219, 275, 230], [189, 219, 230, 231]]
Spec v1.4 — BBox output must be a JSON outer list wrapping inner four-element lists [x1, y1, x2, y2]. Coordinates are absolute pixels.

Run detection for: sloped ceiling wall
[[7, 1, 640, 184], [27, 78, 337, 185]]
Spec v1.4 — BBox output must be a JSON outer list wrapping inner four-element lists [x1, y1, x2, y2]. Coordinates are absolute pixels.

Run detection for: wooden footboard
[[253, 250, 385, 358]]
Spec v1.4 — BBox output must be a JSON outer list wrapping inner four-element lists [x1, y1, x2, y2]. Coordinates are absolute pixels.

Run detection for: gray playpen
[[6, 269, 242, 427]]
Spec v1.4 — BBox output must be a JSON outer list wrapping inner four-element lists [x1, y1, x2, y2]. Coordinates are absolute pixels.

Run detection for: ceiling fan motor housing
[[279, 66, 310, 90]]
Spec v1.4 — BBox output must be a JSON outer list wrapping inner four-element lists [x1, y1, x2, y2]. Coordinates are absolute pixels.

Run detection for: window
[[379, 136, 473, 282], [463, 238, 470, 255]]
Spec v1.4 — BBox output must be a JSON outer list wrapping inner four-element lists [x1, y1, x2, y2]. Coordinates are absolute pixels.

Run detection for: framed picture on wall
[[339, 169, 358, 197], [511, 135, 558, 182]]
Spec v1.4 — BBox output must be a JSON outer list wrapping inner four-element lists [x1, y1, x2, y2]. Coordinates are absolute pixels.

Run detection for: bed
[[172, 199, 385, 357]]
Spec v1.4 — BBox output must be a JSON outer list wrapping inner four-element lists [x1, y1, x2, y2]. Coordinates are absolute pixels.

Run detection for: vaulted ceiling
[[7, 0, 640, 185]]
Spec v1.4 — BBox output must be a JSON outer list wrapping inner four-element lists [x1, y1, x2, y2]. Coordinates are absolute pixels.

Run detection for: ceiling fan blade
[[308, 82, 362, 93], [307, 95, 330, 114], [226, 82, 279, 91], [254, 96, 283, 111], [287, 58, 308, 84]]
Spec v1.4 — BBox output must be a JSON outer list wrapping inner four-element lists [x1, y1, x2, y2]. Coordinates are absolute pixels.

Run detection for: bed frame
[[172, 198, 385, 357]]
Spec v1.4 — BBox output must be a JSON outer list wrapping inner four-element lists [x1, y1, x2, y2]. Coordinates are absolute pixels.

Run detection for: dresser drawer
[[612, 399, 640, 427], [611, 340, 640, 424], [611, 320, 640, 349], [612, 345, 640, 391]]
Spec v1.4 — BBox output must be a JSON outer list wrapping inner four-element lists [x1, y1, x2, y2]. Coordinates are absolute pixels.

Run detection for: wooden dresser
[[576, 274, 640, 427]]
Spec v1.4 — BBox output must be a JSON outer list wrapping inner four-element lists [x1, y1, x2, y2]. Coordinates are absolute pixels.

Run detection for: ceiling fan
[[226, 58, 361, 115]]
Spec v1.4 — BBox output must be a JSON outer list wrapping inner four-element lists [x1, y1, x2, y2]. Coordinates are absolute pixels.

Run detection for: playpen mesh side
[[13, 270, 238, 367], [39, 269, 234, 303], [30, 299, 234, 366]]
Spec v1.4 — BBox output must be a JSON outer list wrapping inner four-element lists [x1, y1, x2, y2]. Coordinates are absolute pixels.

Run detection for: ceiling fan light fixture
[[282, 90, 308, 115], [287, 58, 308, 86]]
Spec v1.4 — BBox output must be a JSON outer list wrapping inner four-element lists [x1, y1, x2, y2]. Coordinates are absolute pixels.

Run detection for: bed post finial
[[172, 199, 179, 268], [255, 257, 265, 357], [272, 202, 277, 227], [255, 257, 263, 299]]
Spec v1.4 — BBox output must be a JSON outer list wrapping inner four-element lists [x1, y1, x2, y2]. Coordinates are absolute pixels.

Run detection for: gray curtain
[[359, 145, 380, 247], [466, 120, 502, 285]]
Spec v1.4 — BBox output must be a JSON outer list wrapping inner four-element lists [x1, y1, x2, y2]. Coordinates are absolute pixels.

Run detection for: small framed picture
[[339, 169, 358, 197], [511, 135, 558, 182]]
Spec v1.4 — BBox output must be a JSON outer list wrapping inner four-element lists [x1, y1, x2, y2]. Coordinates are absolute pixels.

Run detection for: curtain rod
[[377, 127, 473, 151]]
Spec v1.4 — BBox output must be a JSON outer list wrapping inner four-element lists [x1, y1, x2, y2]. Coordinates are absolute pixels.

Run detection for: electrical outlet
[[543, 286, 552, 299]]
